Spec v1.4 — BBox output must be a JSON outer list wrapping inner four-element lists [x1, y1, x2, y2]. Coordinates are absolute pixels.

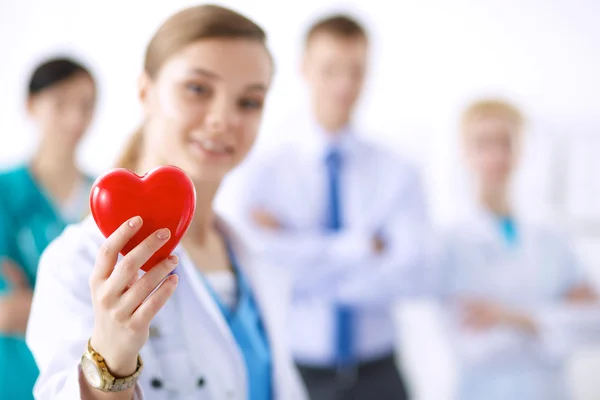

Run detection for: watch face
[[81, 355, 103, 389]]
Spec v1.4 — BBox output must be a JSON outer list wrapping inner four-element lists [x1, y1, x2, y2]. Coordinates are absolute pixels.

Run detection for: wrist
[[90, 336, 138, 378]]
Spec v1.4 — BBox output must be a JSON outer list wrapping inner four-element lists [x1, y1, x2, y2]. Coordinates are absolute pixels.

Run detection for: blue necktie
[[325, 148, 354, 366]]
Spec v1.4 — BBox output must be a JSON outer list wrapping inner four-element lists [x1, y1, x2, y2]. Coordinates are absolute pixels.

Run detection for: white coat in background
[[26, 216, 308, 400], [436, 209, 600, 400]]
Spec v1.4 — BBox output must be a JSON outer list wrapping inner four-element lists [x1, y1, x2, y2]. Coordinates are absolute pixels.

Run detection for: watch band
[[85, 338, 144, 392]]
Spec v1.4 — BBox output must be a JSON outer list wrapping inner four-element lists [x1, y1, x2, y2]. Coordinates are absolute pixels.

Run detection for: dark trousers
[[297, 354, 410, 400]]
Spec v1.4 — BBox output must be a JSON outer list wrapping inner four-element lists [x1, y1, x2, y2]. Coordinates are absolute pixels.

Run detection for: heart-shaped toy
[[90, 165, 196, 272]]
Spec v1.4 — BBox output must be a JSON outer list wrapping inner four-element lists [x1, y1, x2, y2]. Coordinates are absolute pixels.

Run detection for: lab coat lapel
[[174, 245, 240, 357], [219, 218, 299, 399], [238, 250, 295, 399]]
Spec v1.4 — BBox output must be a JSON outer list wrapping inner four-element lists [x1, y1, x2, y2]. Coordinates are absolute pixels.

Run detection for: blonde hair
[[114, 5, 268, 171], [460, 98, 525, 133]]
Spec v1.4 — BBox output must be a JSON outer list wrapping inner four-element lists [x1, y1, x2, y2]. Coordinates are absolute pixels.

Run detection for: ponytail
[[114, 126, 143, 171], [82, 127, 143, 221]]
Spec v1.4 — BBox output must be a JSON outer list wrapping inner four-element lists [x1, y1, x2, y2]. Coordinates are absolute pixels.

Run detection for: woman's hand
[[0, 260, 33, 335], [251, 208, 284, 230], [89, 216, 179, 377], [459, 298, 538, 335]]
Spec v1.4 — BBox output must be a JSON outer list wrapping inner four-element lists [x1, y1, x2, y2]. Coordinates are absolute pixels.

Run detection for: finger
[[125, 271, 141, 291], [92, 216, 143, 282], [120, 255, 178, 315], [105, 228, 171, 296], [1, 260, 30, 290], [131, 274, 178, 327]]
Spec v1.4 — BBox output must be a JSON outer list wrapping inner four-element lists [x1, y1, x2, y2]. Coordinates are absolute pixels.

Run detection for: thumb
[[2, 260, 30, 290]]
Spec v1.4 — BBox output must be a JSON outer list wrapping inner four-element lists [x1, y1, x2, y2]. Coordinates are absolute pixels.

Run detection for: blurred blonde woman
[[436, 99, 600, 400]]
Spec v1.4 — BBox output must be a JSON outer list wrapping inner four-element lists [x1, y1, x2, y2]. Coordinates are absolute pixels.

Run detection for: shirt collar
[[299, 119, 358, 162]]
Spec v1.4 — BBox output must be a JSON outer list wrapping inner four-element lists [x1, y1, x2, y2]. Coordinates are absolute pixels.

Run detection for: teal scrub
[[200, 238, 273, 400], [0, 165, 93, 399]]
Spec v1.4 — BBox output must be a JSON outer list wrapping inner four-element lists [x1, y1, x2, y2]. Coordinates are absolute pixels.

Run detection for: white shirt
[[26, 216, 308, 400], [434, 209, 600, 400], [219, 123, 430, 366], [206, 271, 237, 310]]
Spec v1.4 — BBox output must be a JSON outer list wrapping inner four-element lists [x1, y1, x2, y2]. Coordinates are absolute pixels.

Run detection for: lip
[[188, 138, 234, 161]]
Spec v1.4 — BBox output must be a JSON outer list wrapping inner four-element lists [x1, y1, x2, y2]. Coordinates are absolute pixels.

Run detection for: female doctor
[[437, 99, 599, 400], [0, 57, 96, 399], [26, 5, 307, 400]]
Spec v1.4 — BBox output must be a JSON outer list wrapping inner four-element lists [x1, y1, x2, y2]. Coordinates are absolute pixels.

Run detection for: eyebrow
[[190, 67, 220, 79], [190, 67, 268, 92]]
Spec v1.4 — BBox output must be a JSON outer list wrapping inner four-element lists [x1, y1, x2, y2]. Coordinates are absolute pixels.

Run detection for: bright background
[[1, 0, 600, 398]]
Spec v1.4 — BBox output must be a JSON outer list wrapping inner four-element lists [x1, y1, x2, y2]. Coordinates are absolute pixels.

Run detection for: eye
[[185, 83, 210, 95], [238, 98, 263, 110]]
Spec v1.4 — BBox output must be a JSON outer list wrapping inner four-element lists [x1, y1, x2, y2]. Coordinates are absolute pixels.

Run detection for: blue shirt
[[201, 239, 273, 400], [0, 165, 93, 399]]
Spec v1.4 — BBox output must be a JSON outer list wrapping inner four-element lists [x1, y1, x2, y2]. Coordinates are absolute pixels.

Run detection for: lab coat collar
[[463, 203, 537, 248]]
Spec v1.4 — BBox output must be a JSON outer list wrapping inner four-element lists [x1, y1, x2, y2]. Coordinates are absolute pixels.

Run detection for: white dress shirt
[[219, 123, 430, 366]]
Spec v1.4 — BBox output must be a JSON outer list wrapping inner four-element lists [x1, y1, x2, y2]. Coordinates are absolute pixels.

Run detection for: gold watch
[[81, 338, 143, 392]]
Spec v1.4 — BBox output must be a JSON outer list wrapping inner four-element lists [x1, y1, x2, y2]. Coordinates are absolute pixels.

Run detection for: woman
[[0, 57, 96, 399], [437, 99, 599, 400], [26, 5, 308, 400]]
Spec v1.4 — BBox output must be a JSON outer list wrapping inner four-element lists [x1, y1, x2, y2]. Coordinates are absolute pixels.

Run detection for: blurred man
[[223, 14, 429, 399]]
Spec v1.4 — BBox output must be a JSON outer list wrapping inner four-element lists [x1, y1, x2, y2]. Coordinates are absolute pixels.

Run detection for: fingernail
[[156, 229, 170, 240], [168, 275, 179, 285], [129, 216, 141, 228], [168, 255, 178, 264]]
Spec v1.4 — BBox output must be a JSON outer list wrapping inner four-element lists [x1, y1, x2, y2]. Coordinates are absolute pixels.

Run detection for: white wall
[[1, 0, 600, 398]]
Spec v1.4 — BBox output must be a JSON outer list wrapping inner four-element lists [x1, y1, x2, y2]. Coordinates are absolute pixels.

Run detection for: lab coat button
[[150, 378, 163, 389], [197, 377, 205, 387]]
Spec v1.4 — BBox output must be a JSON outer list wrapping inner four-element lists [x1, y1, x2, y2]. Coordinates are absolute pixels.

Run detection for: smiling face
[[138, 38, 272, 183], [463, 114, 522, 191]]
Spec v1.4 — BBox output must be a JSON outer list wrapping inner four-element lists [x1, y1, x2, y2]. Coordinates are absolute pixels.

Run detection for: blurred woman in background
[[0, 57, 96, 399], [437, 99, 599, 400]]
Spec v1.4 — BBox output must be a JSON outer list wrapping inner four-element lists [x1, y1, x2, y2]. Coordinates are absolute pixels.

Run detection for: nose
[[205, 95, 237, 133], [62, 104, 89, 135]]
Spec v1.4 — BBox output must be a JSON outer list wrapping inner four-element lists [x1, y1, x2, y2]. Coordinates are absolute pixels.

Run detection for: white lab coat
[[435, 209, 600, 400], [26, 215, 308, 400]]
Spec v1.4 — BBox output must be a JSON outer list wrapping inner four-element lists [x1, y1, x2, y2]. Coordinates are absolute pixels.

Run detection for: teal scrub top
[[0, 165, 93, 399], [201, 238, 273, 400]]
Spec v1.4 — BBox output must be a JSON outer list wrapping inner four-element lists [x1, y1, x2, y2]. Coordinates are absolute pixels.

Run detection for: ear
[[137, 72, 152, 116], [26, 96, 36, 116]]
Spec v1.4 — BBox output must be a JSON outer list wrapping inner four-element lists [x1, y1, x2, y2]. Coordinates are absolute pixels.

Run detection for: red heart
[[90, 166, 196, 272]]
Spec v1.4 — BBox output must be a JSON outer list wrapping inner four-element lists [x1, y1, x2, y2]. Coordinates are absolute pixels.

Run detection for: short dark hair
[[305, 14, 367, 45], [28, 57, 93, 96]]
